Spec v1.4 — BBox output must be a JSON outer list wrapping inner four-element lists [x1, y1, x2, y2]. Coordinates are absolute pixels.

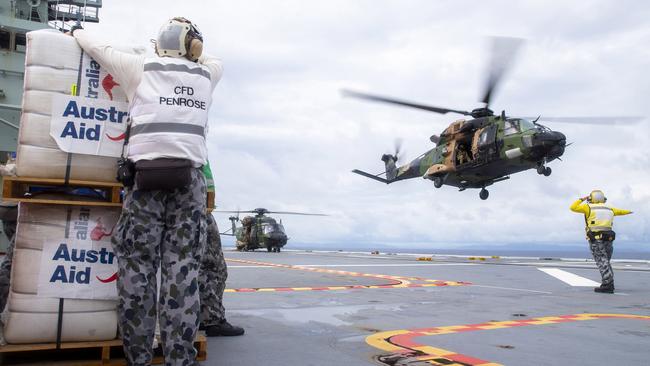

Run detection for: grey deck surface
[[203, 249, 650, 366]]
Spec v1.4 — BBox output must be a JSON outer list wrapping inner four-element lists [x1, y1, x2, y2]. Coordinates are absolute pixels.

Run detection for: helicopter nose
[[545, 131, 566, 159], [530, 130, 566, 160]]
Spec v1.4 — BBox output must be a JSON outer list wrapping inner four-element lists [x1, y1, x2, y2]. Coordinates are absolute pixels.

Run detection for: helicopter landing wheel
[[479, 188, 489, 200], [276, 247, 281, 253], [433, 176, 443, 188], [543, 167, 552, 176], [267, 246, 273, 252]]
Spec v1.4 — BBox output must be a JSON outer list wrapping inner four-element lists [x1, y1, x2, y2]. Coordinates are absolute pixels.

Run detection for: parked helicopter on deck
[[217, 208, 327, 252]]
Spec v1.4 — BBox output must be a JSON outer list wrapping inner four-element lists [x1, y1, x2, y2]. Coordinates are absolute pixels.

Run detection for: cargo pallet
[[0, 335, 207, 365], [2, 176, 215, 210], [2, 176, 123, 207]]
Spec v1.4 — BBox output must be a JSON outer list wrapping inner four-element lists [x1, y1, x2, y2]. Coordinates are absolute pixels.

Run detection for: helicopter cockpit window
[[263, 223, 285, 235], [504, 120, 519, 136], [518, 118, 536, 132], [478, 130, 489, 146]]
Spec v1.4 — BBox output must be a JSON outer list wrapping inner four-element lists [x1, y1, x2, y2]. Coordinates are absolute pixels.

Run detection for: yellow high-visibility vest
[[585, 203, 614, 232]]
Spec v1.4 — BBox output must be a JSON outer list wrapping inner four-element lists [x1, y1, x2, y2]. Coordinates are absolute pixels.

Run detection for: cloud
[[86, 0, 649, 249]]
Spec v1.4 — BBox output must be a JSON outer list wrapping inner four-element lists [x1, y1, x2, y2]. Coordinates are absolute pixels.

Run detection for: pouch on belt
[[135, 158, 192, 191]]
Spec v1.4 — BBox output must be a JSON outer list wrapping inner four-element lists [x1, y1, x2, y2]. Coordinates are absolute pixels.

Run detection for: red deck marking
[[446, 353, 491, 365], [366, 313, 650, 366]]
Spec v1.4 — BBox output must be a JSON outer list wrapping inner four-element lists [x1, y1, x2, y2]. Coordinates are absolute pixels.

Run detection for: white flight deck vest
[[127, 57, 213, 166], [585, 203, 615, 232]]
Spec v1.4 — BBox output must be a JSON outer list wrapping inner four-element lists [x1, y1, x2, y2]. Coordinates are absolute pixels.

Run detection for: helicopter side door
[[473, 124, 498, 164]]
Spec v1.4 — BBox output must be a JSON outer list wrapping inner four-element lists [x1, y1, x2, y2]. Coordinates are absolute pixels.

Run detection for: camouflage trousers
[[112, 168, 206, 366], [0, 236, 14, 313], [0, 209, 17, 313], [2, 220, 16, 243], [589, 240, 614, 286], [199, 214, 227, 327]]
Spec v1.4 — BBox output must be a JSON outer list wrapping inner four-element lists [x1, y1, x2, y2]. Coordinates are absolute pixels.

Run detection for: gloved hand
[[70, 22, 83, 36], [0, 163, 16, 177]]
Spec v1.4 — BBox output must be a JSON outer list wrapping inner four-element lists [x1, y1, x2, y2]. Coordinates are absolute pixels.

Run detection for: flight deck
[[207, 249, 650, 366]]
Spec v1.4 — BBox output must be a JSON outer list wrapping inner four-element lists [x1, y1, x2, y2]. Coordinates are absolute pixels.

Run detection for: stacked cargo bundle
[[0, 29, 138, 345], [17, 29, 135, 182], [3, 203, 120, 344]]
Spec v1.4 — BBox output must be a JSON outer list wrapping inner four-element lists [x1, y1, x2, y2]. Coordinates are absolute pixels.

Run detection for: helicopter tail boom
[[351, 169, 391, 184]]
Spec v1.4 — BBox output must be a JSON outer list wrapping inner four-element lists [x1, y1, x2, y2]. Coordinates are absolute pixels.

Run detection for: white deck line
[[538, 268, 600, 286]]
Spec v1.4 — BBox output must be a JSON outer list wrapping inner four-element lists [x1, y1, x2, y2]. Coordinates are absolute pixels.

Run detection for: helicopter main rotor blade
[[213, 210, 257, 214], [341, 89, 471, 116], [265, 211, 329, 216], [520, 116, 645, 125], [481, 37, 524, 107]]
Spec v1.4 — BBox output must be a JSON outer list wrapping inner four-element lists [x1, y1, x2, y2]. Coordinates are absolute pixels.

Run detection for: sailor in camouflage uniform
[[198, 162, 244, 336], [74, 17, 223, 365], [0, 204, 17, 313], [0, 159, 18, 313]]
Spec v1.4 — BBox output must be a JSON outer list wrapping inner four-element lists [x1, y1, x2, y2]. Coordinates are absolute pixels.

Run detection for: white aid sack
[[15, 203, 116, 251], [3, 203, 120, 344], [3, 310, 118, 344], [18, 112, 58, 149], [7, 291, 117, 313], [17, 144, 118, 182], [4, 291, 118, 344], [10, 248, 41, 294], [16, 29, 139, 182]]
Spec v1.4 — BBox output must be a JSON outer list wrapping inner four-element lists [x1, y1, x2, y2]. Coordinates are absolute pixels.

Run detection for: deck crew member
[[199, 162, 244, 336], [0, 160, 18, 313], [570, 190, 632, 293], [73, 17, 222, 365]]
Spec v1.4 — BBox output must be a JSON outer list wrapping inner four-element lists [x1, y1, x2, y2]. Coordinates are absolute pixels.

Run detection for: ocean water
[[222, 244, 650, 260]]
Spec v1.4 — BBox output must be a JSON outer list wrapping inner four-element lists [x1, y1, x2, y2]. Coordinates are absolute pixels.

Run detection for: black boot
[[594, 284, 614, 293], [205, 320, 245, 337]]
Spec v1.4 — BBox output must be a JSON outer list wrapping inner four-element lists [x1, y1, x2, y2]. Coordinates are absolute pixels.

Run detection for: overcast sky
[[82, 0, 650, 250]]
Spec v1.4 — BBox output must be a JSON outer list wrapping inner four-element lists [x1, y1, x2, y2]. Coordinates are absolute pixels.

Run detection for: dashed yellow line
[[224, 258, 470, 293]]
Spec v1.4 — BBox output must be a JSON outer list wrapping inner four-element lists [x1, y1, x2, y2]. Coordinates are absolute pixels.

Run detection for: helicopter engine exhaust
[[381, 154, 398, 181]]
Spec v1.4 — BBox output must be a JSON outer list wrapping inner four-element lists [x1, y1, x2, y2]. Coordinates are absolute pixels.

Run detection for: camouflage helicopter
[[217, 208, 327, 252], [345, 38, 639, 200]]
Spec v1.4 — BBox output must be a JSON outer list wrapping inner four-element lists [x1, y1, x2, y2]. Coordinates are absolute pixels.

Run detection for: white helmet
[[589, 190, 607, 203], [156, 17, 203, 61]]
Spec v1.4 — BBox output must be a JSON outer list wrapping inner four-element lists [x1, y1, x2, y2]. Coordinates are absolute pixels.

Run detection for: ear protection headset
[[155, 17, 203, 62]]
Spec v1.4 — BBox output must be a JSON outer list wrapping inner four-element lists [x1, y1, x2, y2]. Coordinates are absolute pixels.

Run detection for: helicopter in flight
[[217, 208, 327, 252], [345, 38, 639, 200]]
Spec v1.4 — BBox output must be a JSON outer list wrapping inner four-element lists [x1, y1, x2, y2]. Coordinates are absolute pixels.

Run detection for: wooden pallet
[[0, 335, 207, 365], [1, 176, 122, 207]]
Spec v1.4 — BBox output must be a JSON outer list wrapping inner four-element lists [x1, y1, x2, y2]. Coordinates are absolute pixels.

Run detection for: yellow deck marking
[[224, 258, 470, 293], [366, 313, 650, 366]]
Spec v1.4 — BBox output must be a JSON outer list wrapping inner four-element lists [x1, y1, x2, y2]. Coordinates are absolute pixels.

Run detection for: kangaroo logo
[[102, 74, 119, 101], [101, 74, 129, 142], [96, 272, 118, 283]]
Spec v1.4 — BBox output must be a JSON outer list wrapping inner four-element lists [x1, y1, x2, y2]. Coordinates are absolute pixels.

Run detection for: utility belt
[[117, 158, 193, 191], [586, 230, 616, 242], [116, 121, 195, 191]]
